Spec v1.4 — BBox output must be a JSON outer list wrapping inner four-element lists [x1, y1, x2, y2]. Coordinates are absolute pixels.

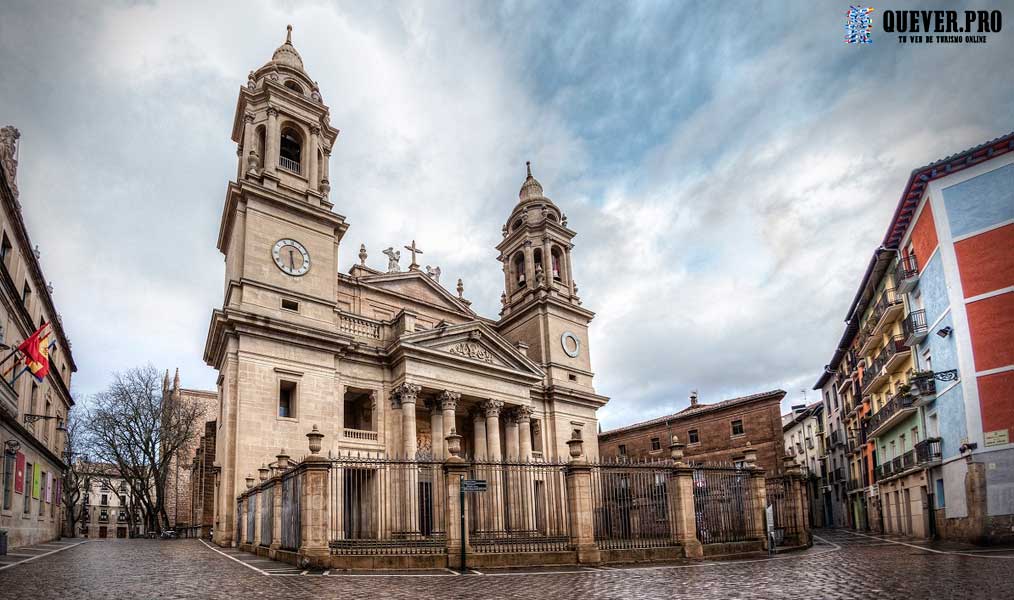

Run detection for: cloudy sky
[[1, 1, 1011, 428]]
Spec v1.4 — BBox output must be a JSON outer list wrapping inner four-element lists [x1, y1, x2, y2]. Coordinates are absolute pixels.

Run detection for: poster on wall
[[33, 462, 42, 499], [45, 471, 53, 503], [14, 451, 25, 494]]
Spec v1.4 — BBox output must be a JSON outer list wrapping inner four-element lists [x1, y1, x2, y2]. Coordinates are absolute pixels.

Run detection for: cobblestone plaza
[[2, 530, 1013, 599]]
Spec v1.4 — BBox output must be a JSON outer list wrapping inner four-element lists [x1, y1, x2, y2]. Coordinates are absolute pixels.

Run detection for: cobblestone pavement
[[1, 529, 1012, 599]]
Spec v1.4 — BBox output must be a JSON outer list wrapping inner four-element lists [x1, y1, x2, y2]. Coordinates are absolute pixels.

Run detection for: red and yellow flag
[[17, 322, 51, 382]]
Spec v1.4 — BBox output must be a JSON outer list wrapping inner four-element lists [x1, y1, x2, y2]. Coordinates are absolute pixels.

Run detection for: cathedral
[[203, 27, 608, 546]]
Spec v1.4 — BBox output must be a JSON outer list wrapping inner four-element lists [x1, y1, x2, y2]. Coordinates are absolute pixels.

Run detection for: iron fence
[[590, 460, 677, 549], [328, 455, 446, 555], [467, 459, 570, 553], [692, 466, 759, 544], [280, 471, 301, 551], [260, 484, 274, 547], [765, 477, 799, 546], [245, 495, 255, 544]]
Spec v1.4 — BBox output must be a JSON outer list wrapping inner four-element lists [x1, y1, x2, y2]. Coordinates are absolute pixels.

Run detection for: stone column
[[298, 426, 331, 568], [483, 399, 505, 532], [242, 113, 256, 176], [541, 236, 553, 288], [308, 126, 320, 191], [399, 383, 421, 460], [563, 247, 574, 294], [750, 467, 769, 549], [523, 241, 535, 290], [564, 438, 600, 564], [471, 407, 487, 460], [483, 400, 504, 461], [252, 487, 262, 547], [516, 406, 534, 461], [440, 391, 460, 454], [504, 410, 520, 460], [321, 146, 331, 195], [427, 398, 444, 460], [265, 107, 279, 176], [397, 383, 422, 535]]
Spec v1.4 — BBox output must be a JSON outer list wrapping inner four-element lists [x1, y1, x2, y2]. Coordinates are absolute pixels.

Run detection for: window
[[0, 232, 11, 269], [731, 419, 744, 436], [279, 380, 297, 418], [119, 495, 126, 506], [2, 452, 13, 510], [618, 444, 627, 456], [513, 252, 526, 288], [688, 429, 700, 445], [650, 437, 661, 451], [279, 127, 302, 173], [551, 247, 563, 280], [281, 298, 299, 312], [284, 80, 304, 95], [935, 479, 945, 509], [568, 374, 577, 382], [101, 494, 108, 506], [22, 282, 31, 311]]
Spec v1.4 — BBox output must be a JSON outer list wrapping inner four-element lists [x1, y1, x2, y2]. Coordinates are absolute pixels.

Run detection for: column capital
[[392, 382, 421, 407], [439, 390, 460, 411], [507, 405, 533, 423], [266, 106, 279, 117], [310, 125, 322, 136], [481, 399, 504, 418], [244, 113, 256, 124]]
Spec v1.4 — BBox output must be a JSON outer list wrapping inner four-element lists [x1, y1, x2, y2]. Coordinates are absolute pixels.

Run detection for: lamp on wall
[[936, 326, 953, 338]]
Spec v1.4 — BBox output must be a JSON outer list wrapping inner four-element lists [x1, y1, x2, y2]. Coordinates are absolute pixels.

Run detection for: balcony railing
[[847, 479, 862, 492], [915, 437, 942, 463], [902, 309, 928, 346], [910, 372, 937, 397], [342, 428, 379, 442], [279, 155, 301, 174], [866, 391, 916, 437], [895, 252, 920, 294], [868, 287, 905, 337]]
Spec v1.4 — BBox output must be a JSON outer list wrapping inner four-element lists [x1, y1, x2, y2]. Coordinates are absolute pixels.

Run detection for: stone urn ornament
[[445, 429, 463, 458], [307, 424, 324, 455], [245, 474, 255, 489], [258, 464, 270, 482], [567, 435, 584, 459]]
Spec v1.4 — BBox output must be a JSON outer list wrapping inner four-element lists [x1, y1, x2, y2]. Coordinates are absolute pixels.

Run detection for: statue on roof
[[382, 247, 401, 273]]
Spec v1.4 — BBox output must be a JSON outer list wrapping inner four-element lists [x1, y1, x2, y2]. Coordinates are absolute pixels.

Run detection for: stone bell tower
[[204, 26, 350, 546], [495, 163, 605, 409]]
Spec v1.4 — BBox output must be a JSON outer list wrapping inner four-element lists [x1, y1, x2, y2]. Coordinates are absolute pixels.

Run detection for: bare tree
[[83, 365, 204, 534], [60, 411, 90, 537]]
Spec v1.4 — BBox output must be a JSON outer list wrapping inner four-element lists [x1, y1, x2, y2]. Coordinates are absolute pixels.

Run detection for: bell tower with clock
[[204, 26, 350, 546], [495, 164, 608, 448]]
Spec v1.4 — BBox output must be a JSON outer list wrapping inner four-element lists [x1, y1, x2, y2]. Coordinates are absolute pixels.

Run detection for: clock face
[[272, 239, 311, 276], [561, 331, 581, 358]]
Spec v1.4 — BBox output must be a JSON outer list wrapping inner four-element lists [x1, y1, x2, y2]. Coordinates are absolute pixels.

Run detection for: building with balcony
[[816, 131, 1014, 544], [783, 401, 826, 527], [600, 390, 787, 474], [76, 463, 147, 539], [0, 126, 78, 551]]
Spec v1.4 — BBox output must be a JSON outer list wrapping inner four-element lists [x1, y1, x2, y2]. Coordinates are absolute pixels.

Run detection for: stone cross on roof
[[404, 240, 424, 271]]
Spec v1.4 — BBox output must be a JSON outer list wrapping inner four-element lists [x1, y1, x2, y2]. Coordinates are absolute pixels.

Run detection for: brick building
[[183, 420, 216, 538], [161, 369, 216, 531], [598, 390, 786, 474]]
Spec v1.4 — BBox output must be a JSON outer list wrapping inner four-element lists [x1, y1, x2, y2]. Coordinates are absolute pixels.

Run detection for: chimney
[[689, 390, 698, 407]]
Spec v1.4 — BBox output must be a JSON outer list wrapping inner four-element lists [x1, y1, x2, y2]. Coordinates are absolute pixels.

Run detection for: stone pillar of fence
[[564, 436, 601, 565], [745, 445, 768, 549], [444, 431, 471, 569], [270, 451, 287, 554], [298, 425, 331, 567], [784, 458, 811, 547], [668, 436, 703, 559]]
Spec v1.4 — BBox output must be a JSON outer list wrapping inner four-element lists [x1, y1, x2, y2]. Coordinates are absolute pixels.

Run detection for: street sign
[[462, 479, 487, 492]]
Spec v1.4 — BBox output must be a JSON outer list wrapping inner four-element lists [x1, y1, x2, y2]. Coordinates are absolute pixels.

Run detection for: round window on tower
[[284, 80, 304, 95]]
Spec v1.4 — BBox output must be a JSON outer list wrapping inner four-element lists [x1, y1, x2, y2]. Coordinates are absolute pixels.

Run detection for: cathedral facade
[[203, 28, 608, 546]]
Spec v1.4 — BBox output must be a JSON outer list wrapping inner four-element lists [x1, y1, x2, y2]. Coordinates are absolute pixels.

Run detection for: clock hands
[[289, 249, 295, 271]]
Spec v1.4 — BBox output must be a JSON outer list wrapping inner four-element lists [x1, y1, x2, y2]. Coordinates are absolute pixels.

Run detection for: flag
[[17, 322, 51, 382], [33, 462, 41, 499]]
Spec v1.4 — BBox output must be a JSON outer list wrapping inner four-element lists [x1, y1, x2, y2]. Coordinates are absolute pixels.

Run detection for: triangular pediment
[[359, 271, 474, 317], [398, 321, 544, 380]]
